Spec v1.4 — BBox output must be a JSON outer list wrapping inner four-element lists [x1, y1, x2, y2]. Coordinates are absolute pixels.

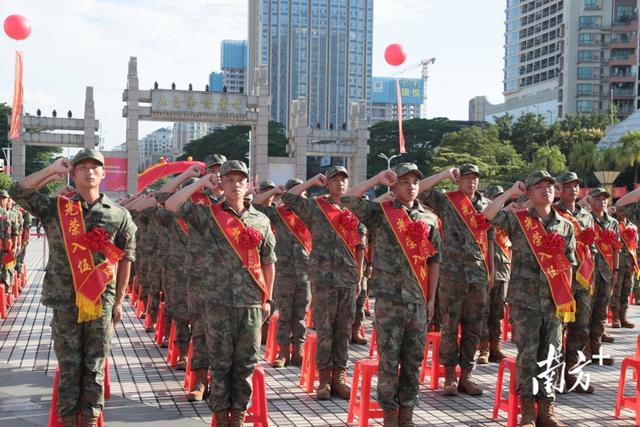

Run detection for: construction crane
[[392, 57, 436, 119]]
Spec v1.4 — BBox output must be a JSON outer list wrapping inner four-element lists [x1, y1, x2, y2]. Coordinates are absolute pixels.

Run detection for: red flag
[[9, 51, 24, 140], [395, 79, 406, 154]]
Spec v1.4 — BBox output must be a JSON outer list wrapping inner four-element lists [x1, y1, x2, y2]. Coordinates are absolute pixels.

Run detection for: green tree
[[493, 113, 513, 142], [0, 173, 12, 190], [531, 145, 566, 175], [510, 113, 550, 162], [568, 141, 601, 176], [615, 129, 640, 183]]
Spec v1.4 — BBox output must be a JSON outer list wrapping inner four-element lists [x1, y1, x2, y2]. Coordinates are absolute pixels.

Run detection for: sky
[[0, 0, 505, 150]]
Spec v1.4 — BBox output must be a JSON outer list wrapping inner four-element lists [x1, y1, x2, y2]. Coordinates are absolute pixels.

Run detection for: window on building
[[615, 5, 635, 23], [577, 66, 594, 78], [584, 0, 599, 10], [577, 50, 595, 62], [579, 16, 598, 28], [577, 100, 593, 112], [577, 83, 593, 95], [578, 33, 596, 45]]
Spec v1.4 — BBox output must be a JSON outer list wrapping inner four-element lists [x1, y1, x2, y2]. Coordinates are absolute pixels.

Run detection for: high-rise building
[[248, 0, 374, 128], [139, 127, 173, 170], [371, 77, 424, 125], [221, 40, 248, 93], [469, 0, 640, 124]]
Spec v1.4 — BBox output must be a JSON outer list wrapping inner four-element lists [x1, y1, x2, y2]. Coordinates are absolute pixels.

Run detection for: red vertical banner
[[100, 158, 128, 192], [395, 79, 406, 154], [9, 51, 24, 140]]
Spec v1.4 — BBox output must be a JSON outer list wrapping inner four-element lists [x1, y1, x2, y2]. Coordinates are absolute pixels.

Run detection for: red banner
[[100, 157, 128, 192], [396, 79, 406, 154], [9, 51, 23, 140], [137, 160, 206, 192]]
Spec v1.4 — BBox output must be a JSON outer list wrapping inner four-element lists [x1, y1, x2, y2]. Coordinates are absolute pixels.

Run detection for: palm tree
[[568, 141, 601, 176], [616, 130, 640, 183]]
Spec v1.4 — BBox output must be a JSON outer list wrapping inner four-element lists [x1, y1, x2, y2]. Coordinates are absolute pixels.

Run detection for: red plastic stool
[[183, 340, 195, 391], [305, 307, 313, 328], [0, 285, 6, 319], [493, 357, 519, 427], [154, 302, 166, 345], [48, 369, 104, 427], [614, 356, 640, 425], [364, 296, 370, 314], [263, 312, 280, 364], [368, 327, 377, 358], [12, 276, 19, 300], [346, 358, 383, 427], [167, 321, 179, 367], [419, 331, 460, 389], [104, 356, 111, 400], [299, 332, 318, 393], [608, 309, 613, 326], [6, 291, 13, 309], [136, 294, 147, 319], [502, 304, 512, 342], [211, 365, 268, 427]]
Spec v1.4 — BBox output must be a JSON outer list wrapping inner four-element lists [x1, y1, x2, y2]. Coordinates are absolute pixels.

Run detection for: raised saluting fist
[[186, 165, 201, 178], [200, 173, 219, 191], [313, 174, 327, 187], [377, 169, 397, 187], [51, 157, 72, 175], [449, 167, 460, 182], [509, 181, 526, 197]]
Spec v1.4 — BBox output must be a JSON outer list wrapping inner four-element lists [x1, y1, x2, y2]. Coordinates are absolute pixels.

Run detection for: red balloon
[[384, 43, 407, 66], [4, 15, 31, 41]]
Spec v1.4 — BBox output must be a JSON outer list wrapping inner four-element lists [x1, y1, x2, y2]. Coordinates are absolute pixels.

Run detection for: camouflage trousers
[[374, 298, 426, 409], [354, 276, 368, 327], [188, 279, 209, 371], [438, 277, 487, 369], [51, 305, 113, 417], [312, 284, 356, 371], [590, 275, 612, 344], [510, 303, 562, 401], [480, 280, 507, 341], [16, 245, 26, 275], [565, 287, 592, 367], [162, 267, 191, 349], [274, 271, 310, 348], [145, 259, 164, 321], [205, 305, 261, 413], [610, 266, 635, 317]]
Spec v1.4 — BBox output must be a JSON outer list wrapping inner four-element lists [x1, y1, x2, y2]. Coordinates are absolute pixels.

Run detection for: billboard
[[372, 77, 424, 105], [100, 157, 128, 192]]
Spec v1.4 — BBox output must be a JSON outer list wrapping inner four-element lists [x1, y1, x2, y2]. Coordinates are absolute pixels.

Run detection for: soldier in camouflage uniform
[[616, 188, 640, 305], [282, 166, 365, 401], [484, 171, 577, 427], [0, 191, 13, 290], [610, 208, 637, 329], [352, 242, 372, 345], [167, 160, 276, 427], [418, 164, 490, 396], [554, 172, 596, 393], [477, 185, 509, 365], [10, 149, 136, 427], [343, 163, 441, 427], [253, 178, 312, 368], [588, 188, 619, 364], [15, 205, 33, 285]]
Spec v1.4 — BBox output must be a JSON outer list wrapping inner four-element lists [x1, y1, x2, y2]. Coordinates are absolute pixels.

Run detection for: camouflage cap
[[524, 170, 556, 188], [325, 165, 349, 179], [555, 171, 582, 184], [285, 178, 304, 190], [588, 187, 611, 198], [259, 180, 276, 191], [392, 162, 423, 179], [72, 148, 104, 167], [0, 190, 9, 198], [485, 185, 504, 199], [458, 163, 481, 177], [220, 160, 249, 177], [204, 154, 227, 169]]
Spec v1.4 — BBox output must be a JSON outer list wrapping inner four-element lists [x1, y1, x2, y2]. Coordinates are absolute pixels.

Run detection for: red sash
[[495, 228, 512, 261], [176, 192, 213, 236], [620, 221, 639, 273], [554, 207, 595, 293], [209, 203, 269, 303], [316, 197, 361, 261], [276, 205, 312, 254], [515, 211, 575, 322], [593, 222, 617, 273], [445, 191, 491, 277], [57, 196, 125, 322], [380, 201, 437, 301]]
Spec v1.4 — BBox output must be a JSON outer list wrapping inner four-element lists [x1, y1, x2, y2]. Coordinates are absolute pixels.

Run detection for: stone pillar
[[126, 57, 140, 194], [252, 65, 270, 181], [348, 101, 369, 184], [288, 98, 309, 180], [11, 135, 25, 181], [83, 86, 96, 149]]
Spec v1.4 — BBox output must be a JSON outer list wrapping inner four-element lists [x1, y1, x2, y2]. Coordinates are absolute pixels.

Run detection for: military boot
[[331, 367, 351, 399], [536, 398, 566, 427], [443, 366, 458, 396], [351, 324, 368, 345], [458, 368, 483, 396], [229, 409, 246, 427], [317, 368, 332, 400], [611, 312, 621, 328], [176, 346, 188, 371], [383, 408, 399, 427], [398, 406, 415, 427], [601, 331, 615, 343], [519, 397, 536, 427], [82, 414, 99, 427], [214, 410, 230, 427], [187, 369, 209, 402], [621, 308, 635, 328], [476, 339, 490, 364], [61, 415, 78, 427], [291, 343, 304, 367], [489, 337, 506, 363], [272, 351, 290, 368]]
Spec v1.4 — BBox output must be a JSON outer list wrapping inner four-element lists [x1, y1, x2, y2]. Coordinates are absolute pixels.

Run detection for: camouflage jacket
[[177, 200, 277, 307], [616, 217, 638, 270], [341, 197, 442, 304], [490, 208, 577, 311], [10, 183, 137, 308], [419, 189, 492, 284], [281, 193, 365, 287], [591, 211, 619, 283], [253, 204, 309, 278]]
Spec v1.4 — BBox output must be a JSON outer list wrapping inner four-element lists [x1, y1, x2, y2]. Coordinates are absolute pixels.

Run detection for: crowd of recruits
[[0, 189, 34, 297], [10, 146, 640, 427]]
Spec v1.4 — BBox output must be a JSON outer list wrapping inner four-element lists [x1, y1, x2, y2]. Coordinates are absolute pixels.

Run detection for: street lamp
[[593, 170, 620, 196], [377, 152, 402, 193]]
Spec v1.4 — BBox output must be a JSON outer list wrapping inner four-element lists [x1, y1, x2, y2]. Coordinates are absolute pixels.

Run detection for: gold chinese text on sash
[[276, 205, 312, 254], [380, 201, 437, 301], [445, 191, 491, 277], [495, 228, 512, 262], [619, 221, 639, 275], [57, 196, 125, 322], [593, 222, 617, 273], [209, 202, 269, 303], [515, 211, 575, 322], [315, 196, 361, 261], [554, 207, 595, 293]]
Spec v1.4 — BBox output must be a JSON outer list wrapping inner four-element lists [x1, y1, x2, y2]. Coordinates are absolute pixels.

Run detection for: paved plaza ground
[[1, 235, 639, 426]]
